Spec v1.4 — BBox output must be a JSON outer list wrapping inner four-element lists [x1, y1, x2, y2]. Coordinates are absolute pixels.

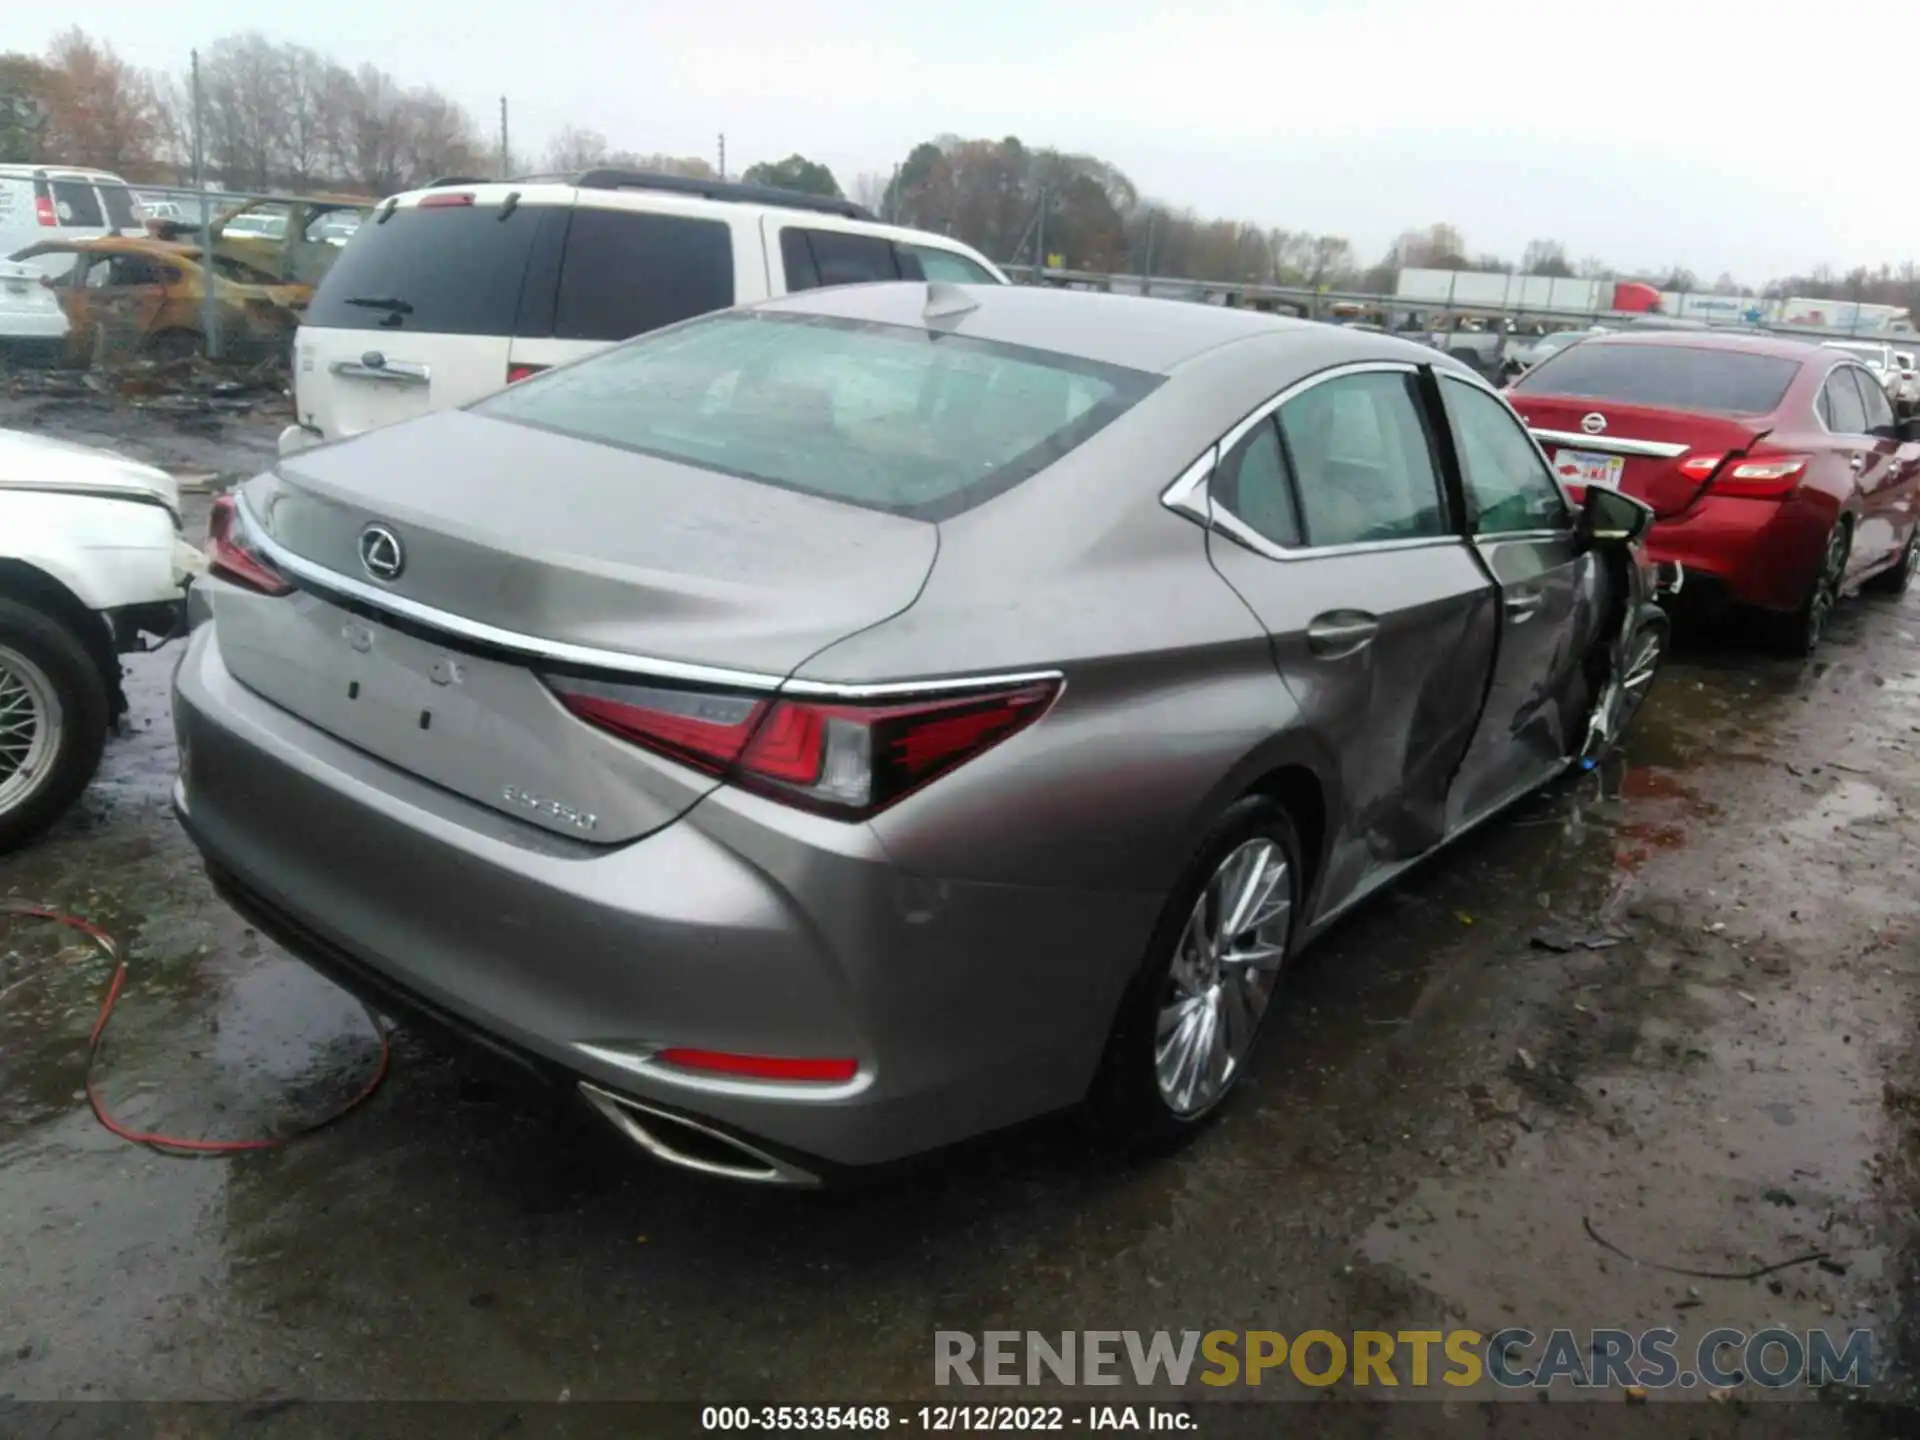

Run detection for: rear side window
[[98, 183, 139, 229], [1823, 369, 1868, 434], [1277, 371, 1448, 546], [51, 180, 104, 227], [474, 310, 1159, 519], [1850, 367, 1894, 430], [303, 204, 542, 334], [554, 208, 734, 342], [1213, 419, 1301, 547], [1515, 344, 1798, 416], [780, 228, 917, 291]]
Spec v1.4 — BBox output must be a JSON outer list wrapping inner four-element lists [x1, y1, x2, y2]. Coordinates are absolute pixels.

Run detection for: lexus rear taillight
[[506, 363, 547, 384], [206, 494, 293, 596], [545, 675, 1060, 819], [1710, 455, 1809, 499]]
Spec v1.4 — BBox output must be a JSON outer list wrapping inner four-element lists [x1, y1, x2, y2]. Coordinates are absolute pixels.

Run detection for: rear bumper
[[171, 624, 1152, 1173], [1643, 493, 1832, 613]]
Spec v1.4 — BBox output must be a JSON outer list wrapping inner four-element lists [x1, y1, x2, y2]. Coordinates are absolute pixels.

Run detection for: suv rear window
[[98, 183, 139, 230], [304, 204, 541, 334], [474, 310, 1159, 519], [51, 179, 104, 227], [1514, 344, 1799, 415], [554, 208, 733, 342]]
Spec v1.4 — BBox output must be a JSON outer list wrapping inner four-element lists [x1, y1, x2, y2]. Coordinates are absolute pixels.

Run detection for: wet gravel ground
[[2, 396, 1919, 1430]]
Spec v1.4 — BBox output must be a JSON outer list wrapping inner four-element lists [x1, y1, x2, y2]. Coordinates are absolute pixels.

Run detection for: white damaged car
[[0, 428, 200, 849]]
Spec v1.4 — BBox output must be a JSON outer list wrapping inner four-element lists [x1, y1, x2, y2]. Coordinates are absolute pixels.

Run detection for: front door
[[1198, 363, 1500, 921], [1435, 371, 1597, 828]]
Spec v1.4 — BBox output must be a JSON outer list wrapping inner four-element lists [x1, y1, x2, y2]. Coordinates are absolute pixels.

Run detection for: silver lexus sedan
[[173, 282, 1666, 1184]]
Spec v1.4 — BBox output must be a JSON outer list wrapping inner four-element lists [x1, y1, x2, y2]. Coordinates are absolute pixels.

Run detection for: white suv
[[280, 170, 1008, 457]]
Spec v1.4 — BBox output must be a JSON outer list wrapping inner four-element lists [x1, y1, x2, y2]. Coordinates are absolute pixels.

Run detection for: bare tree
[[39, 28, 164, 175], [848, 170, 888, 215], [542, 125, 607, 173]]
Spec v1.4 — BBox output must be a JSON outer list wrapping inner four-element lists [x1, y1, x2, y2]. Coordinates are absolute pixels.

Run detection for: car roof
[[754, 283, 1336, 374], [1578, 328, 1824, 363]]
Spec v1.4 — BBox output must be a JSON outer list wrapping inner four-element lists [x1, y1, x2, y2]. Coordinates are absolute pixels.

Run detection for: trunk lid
[[291, 324, 512, 444], [1510, 395, 1771, 516], [217, 408, 939, 841]]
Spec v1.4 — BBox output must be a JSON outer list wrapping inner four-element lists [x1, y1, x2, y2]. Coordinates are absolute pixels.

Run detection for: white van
[[0, 166, 142, 279], [281, 170, 1008, 456]]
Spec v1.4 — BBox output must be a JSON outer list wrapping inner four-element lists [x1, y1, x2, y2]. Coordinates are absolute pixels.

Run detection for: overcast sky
[[13, 0, 1911, 284]]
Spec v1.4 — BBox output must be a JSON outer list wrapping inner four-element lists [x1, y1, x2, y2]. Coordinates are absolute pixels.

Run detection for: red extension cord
[[1, 900, 390, 1157]]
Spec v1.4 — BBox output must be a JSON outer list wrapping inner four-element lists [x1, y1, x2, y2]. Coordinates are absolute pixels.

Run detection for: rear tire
[[1769, 520, 1849, 657], [1089, 797, 1302, 1154], [0, 597, 110, 853], [1862, 527, 1918, 598]]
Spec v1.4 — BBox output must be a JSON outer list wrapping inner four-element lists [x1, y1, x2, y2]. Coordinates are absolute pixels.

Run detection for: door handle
[[1306, 611, 1380, 657], [1850, 453, 1867, 471], [1505, 589, 1546, 623]]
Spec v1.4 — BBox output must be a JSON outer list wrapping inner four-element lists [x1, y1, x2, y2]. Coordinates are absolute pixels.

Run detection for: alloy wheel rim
[[1609, 627, 1663, 739], [1806, 529, 1847, 647], [1154, 838, 1293, 1118], [0, 643, 61, 816]]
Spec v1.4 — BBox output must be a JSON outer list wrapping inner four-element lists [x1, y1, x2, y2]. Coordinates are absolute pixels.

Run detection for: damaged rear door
[[1434, 371, 1599, 829], [1199, 363, 1499, 923]]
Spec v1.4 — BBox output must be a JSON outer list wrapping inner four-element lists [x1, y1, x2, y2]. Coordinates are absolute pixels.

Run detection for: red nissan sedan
[[1507, 331, 1920, 653]]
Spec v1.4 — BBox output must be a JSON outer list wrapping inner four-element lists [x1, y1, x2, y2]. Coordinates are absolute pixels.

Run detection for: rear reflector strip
[[655, 1049, 858, 1083]]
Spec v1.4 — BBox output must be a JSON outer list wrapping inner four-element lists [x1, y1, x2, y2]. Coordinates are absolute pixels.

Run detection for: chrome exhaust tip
[[577, 1082, 818, 1187]]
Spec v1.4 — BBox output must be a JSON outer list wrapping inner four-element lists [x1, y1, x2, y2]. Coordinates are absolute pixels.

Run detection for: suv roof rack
[[570, 169, 876, 221]]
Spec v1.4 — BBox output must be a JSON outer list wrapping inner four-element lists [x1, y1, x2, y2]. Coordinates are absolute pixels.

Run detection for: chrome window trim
[[1526, 427, 1689, 460], [1159, 359, 1461, 560], [236, 491, 1060, 699]]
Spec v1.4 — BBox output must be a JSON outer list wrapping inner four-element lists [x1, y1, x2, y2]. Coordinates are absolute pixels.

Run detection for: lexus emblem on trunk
[[1580, 412, 1607, 435], [358, 524, 405, 582]]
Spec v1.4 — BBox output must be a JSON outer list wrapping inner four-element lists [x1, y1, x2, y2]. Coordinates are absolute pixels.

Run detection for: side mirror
[[1576, 485, 1654, 548]]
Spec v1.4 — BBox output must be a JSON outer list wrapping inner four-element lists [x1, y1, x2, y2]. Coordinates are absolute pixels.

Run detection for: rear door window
[[303, 203, 543, 334], [97, 183, 139, 230], [51, 179, 104, 227], [780, 228, 912, 291], [1824, 368, 1868, 435], [1277, 370, 1449, 546], [554, 208, 734, 342], [1515, 345, 1799, 415]]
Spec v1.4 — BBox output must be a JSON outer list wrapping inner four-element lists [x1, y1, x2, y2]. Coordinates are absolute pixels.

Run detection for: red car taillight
[[1677, 453, 1723, 480], [1709, 455, 1809, 499], [506, 363, 547, 384], [33, 191, 56, 226], [654, 1048, 857, 1083], [206, 494, 293, 596], [545, 675, 1060, 819]]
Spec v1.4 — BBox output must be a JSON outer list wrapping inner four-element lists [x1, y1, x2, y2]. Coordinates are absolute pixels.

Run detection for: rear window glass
[[473, 310, 1159, 519], [303, 204, 540, 334], [555, 208, 733, 342], [1515, 344, 1799, 415], [98, 183, 139, 229], [780, 227, 911, 291], [51, 180, 104, 227]]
